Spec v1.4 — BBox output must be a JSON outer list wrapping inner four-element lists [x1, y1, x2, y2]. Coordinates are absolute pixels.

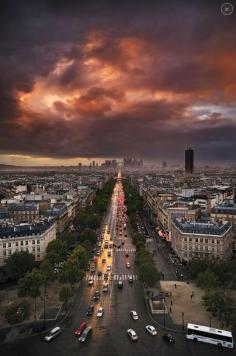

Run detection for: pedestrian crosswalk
[[116, 248, 136, 252], [85, 274, 138, 281]]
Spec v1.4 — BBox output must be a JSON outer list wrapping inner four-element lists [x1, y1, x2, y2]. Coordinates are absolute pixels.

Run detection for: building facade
[[171, 218, 232, 262], [0, 221, 57, 266]]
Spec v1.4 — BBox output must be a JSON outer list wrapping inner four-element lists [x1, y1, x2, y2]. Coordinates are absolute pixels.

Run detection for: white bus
[[186, 323, 233, 349]]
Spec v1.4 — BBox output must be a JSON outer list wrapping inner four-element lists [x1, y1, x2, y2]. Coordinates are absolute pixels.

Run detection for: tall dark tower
[[185, 147, 194, 174]]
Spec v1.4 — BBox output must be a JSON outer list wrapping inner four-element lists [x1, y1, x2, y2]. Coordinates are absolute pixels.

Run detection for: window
[[21, 241, 23, 246], [32, 240, 35, 244], [3, 250, 6, 256], [3, 243, 6, 248], [189, 238, 192, 242], [8, 243, 11, 247], [37, 240, 40, 244], [37, 247, 40, 252], [212, 239, 215, 243], [205, 239, 208, 243], [195, 238, 198, 242], [200, 238, 203, 243], [25, 241, 28, 245], [15, 242, 18, 246], [32, 247, 35, 252], [37, 254, 40, 258]]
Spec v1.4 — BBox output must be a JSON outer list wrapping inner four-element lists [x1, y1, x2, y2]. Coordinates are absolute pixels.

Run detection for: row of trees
[[123, 179, 160, 287], [123, 180, 143, 215], [187, 258, 236, 331], [5, 178, 116, 323], [187, 258, 236, 290]]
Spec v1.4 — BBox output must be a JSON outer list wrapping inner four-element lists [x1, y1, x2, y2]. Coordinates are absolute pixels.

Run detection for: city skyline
[[0, 0, 236, 166]]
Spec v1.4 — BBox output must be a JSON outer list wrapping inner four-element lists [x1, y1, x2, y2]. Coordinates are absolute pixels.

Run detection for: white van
[[44, 326, 61, 341]]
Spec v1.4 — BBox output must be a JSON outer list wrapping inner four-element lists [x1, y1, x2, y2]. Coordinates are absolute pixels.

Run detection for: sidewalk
[[0, 282, 81, 344]]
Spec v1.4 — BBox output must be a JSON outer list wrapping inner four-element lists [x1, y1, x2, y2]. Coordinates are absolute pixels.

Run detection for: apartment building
[[0, 221, 56, 266], [171, 217, 233, 262]]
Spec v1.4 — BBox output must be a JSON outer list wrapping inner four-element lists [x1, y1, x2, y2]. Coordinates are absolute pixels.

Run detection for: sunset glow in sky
[[0, 0, 236, 165]]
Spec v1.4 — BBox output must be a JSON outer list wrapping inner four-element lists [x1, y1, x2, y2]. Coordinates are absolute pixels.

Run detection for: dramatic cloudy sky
[[0, 0, 236, 165]]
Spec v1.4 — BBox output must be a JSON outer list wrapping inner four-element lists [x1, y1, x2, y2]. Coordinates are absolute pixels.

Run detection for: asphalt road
[[1, 180, 232, 356]]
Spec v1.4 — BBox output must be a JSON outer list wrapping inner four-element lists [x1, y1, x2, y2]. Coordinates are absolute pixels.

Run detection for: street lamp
[[163, 296, 166, 327], [43, 282, 47, 330], [182, 312, 185, 330]]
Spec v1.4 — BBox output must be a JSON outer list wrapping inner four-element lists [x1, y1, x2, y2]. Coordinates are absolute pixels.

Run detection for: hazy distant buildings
[[101, 160, 117, 169], [123, 157, 143, 169], [185, 147, 194, 174], [162, 161, 167, 169]]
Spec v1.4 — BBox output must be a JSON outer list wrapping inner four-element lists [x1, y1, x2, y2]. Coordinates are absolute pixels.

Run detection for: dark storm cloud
[[0, 0, 236, 162]]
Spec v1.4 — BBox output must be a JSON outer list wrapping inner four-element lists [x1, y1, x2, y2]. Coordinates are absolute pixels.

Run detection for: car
[[86, 304, 94, 316], [130, 310, 138, 320], [97, 271, 102, 277], [118, 280, 123, 289], [88, 278, 93, 285], [44, 326, 61, 341], [78, 326, 92, 343], [102, 259, 106, 264], [126, 262, 130, 268], [128, 276, 133, 283], [162, 333, 175, 344], [106, 265, 111, 272], [93, 291, 100, 300], [127, 329, 138, 341], [125, 253, 129, 258], [145, 325, 157, 336], [97, 307, 104, 318], [102, 283, 109, 292], [108, 250, 111, 257], [104, 273, 109, 280], [96, 250, 101, 256], [74, 322, 87, 336], [90, 265, 96, 273], [98, 242, 102, 247]]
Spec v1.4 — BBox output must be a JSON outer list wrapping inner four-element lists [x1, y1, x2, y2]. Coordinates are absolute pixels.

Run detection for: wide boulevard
[[1, 176, 230, 356]]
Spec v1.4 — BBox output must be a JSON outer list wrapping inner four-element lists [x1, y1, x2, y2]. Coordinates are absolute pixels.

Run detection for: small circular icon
[[221, 2, 234, 15]]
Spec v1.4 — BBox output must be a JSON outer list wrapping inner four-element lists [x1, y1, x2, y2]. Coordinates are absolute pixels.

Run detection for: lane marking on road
[[115, 248, 136, 252], [85, 273, 138, 281]]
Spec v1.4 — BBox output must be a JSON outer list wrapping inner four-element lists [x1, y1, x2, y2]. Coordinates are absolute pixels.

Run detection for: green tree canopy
[[197, 269, 220, 290], [59, 261, 83, 287], [17, 269, 45, 299], [46, 239, 68, 266], [79, 228, 97, 245], [6, 250, 35, 280], [59, 285, 73, 308], [139, 262, 160, 287], [59, 232, 76, 248]]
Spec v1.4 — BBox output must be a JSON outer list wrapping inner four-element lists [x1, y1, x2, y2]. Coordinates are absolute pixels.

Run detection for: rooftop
[[0, 220, 55, 239], [172, 217, 231, 236]]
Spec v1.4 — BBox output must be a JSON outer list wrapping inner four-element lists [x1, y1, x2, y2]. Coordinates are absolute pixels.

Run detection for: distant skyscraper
[[92, 160, 95, 167], [185, 147, 194, 174], [162, 161, 167, 169]]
